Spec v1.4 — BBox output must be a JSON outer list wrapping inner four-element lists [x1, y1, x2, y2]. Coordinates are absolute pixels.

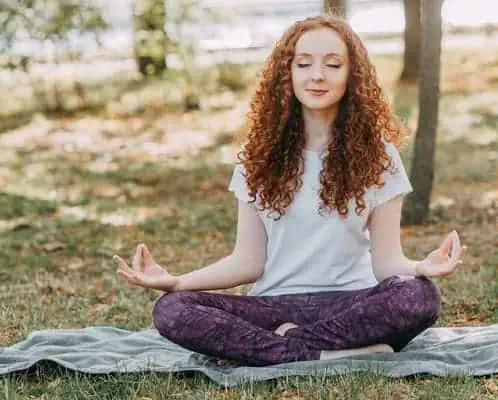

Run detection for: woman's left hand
[[415, 231, 467, 278]]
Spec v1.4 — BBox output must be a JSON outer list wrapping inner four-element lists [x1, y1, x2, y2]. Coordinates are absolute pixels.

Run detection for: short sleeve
[[228, 163, 254, 204], [372, 141, 413, 209]]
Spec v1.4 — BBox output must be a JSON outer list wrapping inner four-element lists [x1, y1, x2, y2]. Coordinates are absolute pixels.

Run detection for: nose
[[311, 65, 325, 82]]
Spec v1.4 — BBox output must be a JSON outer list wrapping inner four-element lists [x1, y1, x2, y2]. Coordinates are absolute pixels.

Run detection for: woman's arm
[[172, 199, 268, 291], [114, 199, 268, 291], [368, 195, 419, 282], [368, 195, 466, 282]]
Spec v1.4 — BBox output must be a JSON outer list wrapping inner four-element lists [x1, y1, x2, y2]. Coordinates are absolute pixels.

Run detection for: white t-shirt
[[228, 140, 413, 296]]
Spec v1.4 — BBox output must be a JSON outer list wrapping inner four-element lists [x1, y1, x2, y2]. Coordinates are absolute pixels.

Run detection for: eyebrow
[[295, 52, 345, 59]]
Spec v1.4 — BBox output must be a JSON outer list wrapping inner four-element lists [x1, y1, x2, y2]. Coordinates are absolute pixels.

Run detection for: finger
[[444, 249, 462, 275], [117, 269, 145, 287], [120, 268, 150, 288], [142, 245, 156, 267], [439, 232, 453, 255], [449, 232, 461, 263], [113, 254, 128, 268], [132, 245, 142, 272], [113, 255, 135, 275], [117, 268, 135, 281]]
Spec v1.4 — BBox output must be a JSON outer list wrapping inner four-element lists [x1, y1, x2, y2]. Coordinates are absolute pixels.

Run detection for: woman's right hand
[[113, 244, 180, 291]]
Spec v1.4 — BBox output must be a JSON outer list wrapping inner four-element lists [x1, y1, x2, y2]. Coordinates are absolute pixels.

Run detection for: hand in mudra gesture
[[113, 244, 179, 291], [416, 231, 467, 278]]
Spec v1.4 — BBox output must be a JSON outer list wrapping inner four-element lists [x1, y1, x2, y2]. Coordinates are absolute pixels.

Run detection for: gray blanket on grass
[[1, 324, 497, 387]]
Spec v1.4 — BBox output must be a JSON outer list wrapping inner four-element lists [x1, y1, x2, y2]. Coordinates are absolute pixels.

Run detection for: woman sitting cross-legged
[[113, 14, 466, 366]]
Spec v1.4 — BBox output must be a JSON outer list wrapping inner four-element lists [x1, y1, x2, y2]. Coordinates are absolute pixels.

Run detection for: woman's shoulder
[[380, 136, 397, 153]]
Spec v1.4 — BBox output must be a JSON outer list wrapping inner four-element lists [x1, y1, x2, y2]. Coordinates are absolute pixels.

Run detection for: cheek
[[327, 75, 349, 99], [291, 71, 308, 99], [291, 69, 307, 88], [329, 70, 349, 87], [335, 79, 348, 96]]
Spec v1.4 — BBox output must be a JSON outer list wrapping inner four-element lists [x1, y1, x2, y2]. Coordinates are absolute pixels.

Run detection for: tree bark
[[399, 0, 421, 83], [132, 0, 167, 76], [402, 0, 443, 225], [323, 0, 347, 18]]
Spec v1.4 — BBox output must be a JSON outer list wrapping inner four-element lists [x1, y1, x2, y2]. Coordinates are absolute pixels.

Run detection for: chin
[[298, 95, 336, 109], [302, 101, 337, 111]]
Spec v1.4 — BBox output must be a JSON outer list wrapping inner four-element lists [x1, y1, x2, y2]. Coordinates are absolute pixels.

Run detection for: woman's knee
[[397, 277, 442, 324], [152, 291, 199, 337], [407, 277, 442, 323]]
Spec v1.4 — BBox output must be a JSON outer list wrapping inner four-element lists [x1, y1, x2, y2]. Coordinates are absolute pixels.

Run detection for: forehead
[[294, 28, 348, 58]]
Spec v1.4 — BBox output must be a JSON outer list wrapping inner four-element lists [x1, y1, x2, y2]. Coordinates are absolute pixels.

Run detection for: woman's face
[[291, 27, 349, 113]]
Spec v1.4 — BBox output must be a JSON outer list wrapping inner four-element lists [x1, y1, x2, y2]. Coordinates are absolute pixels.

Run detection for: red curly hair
[[236, 14, 410, 220]]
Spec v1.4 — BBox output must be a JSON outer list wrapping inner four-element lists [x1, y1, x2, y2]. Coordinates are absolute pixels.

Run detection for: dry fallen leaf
[[430, 195, 456, 210], [0, 327, 20, 346], [0, 217, 33, 233], [43, 242, 66, 252], [470, 190, 498, 209], [88, 303, 107, 321], [41, 295, 55, 305], [66, 258, 85, 271], [484, 378, 498, 395], [0, 175, 8, 188], [279, 389, 302, 400], [90, 182, 122, 198]]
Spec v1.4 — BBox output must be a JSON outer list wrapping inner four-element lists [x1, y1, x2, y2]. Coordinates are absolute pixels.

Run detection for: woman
[[113, 14, 466, 366]]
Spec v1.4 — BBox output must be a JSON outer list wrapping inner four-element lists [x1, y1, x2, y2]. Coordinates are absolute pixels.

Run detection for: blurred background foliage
[[1, 0, 495, 122]]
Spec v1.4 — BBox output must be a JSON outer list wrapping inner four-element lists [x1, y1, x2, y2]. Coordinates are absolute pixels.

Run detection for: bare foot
[[274, 322, 298, 336], [320, 344, 394, 360]]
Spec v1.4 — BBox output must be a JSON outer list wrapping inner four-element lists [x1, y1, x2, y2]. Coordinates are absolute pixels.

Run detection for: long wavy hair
[[236, 14, 409, 220]]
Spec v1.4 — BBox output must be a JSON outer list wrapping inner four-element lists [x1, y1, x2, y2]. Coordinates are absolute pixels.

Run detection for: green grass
[[0, 193, 57, 220], [0, 49, 497, 398], [2, 369, 494, 399]]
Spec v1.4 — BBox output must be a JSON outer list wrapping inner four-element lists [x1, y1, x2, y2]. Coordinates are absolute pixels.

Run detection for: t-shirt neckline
[[303, 149, 325, 157]]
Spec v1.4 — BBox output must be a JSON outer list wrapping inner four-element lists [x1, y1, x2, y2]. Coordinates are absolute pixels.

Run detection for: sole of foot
[[320, 343, 394, 360], [274, 322, 299, 336]]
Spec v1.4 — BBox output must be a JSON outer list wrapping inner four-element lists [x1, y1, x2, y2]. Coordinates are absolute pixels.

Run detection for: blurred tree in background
[[402, 0, 443, 225], [323, 0, 347, 18], [323, 0, 422, 84], [0, 0, 109, 68], [167, 0, 228, 111], [399, 0, 421, 83], [132, 0, 168, 76], [0, 0, 110, 111]]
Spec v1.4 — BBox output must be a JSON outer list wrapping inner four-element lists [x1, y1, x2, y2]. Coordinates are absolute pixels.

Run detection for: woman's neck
[[302, 105, 338, 152]]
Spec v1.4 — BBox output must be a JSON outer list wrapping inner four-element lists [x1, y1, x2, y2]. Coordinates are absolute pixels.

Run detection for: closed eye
[[296, 64, 342, 69]]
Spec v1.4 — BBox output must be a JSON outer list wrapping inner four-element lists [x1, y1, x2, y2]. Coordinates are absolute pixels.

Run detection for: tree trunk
[[401, 0, 443, 225], [132, 0, 167, 76], [399, 0, 421, 83], [323, 0, 347, 18]]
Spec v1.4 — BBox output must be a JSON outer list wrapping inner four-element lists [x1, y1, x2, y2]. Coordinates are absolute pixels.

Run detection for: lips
[[307, 89, 328, 95]]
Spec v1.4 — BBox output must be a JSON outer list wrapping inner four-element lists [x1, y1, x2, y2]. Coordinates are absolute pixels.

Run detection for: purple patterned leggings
[[152, 276, 442, 366]]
